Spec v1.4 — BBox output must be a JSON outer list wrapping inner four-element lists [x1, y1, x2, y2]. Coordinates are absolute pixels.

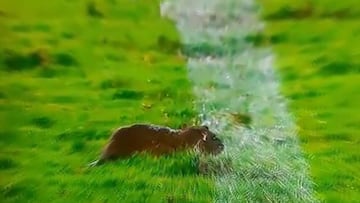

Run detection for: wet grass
[[0, 0, 215, 202], [259, 0, 360, 202]]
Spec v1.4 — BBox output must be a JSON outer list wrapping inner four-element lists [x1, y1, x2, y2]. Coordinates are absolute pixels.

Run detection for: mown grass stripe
[[161, 0, 318, 202]]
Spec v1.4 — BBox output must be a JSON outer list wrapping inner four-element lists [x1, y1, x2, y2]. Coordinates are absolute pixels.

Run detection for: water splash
[[161, 0, 318, 202]]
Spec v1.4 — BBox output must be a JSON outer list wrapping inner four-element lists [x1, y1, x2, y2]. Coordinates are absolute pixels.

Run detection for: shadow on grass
[[2, 181, 36, 200], [318, 61, 359, 76], [70, 140, 87, 153], [2, 49, 46, 71], [86, 1, 104, 18], [265, 4, 360, 20], [100, 78, 130, 89], [0, 158, 18, 170], [244, 32, 288, 46], [112, 89, 144, 100], [31, 116, 56, 129], [157, 35, 181, 54], [109, 152, 200, 177], [1, 49, 79, 71]]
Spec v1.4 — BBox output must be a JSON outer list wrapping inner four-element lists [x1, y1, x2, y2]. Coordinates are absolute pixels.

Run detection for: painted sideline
[[160, 0, 318, 202]]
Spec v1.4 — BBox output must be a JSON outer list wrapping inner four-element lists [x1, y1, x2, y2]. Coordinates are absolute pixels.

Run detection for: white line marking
[[161, 0, 318, 202]]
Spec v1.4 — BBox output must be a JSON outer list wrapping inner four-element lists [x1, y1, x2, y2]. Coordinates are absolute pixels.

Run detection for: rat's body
[[89, 124, 224, 166]]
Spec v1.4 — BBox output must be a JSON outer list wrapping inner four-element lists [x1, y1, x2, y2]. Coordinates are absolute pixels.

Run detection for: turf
[[0, 0, 215, 202], [257, 0, 360, 202], [2, 0, 359, 202]]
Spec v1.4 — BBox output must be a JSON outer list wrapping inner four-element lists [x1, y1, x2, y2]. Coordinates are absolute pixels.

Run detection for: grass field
[[1, 0, 359, 202], [258, 0, 360, 202], [0, 0, 217, 202]]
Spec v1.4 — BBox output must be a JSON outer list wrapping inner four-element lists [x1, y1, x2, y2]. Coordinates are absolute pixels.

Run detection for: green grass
[[0, 0, 215, 202], [3, 0, 359, 202], [258, 0, 360, 202]]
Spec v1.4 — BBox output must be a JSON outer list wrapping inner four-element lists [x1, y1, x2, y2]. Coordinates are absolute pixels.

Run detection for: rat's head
[[182, 125, 224, 155]]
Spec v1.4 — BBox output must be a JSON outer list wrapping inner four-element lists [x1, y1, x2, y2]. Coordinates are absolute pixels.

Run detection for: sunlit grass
[[258, 0, 360, 202], [2, 0, 358, 202]]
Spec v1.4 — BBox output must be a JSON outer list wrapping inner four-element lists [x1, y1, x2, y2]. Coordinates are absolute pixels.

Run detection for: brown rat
[[89, 124, 224, 167]]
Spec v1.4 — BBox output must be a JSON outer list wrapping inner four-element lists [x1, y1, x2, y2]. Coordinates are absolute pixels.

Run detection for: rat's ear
[[201, 125, 209, 130]]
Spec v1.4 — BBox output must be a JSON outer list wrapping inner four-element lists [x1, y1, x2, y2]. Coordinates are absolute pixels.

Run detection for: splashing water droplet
[[161, 0, 318, 202]]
